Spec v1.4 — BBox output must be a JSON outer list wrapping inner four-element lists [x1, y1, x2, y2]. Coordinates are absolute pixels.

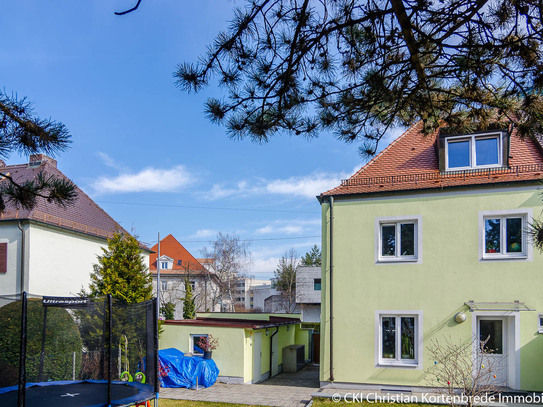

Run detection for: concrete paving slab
[[160, 366, 319, 406]]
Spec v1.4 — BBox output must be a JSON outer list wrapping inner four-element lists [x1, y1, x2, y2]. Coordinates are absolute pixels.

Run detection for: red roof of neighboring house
[[164, 316, 301, 329], [0, 155, 144, 246], [321, 122, 543, 198], [150, 234, 205, 272]]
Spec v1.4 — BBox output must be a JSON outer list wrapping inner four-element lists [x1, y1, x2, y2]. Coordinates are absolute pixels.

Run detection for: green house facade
[[318, 122, 543, 391]]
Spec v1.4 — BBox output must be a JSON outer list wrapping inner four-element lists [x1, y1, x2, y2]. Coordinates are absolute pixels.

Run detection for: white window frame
[[538, 314, 543, 334], [190, 334, 208, 355], [445, 132, 503, 171], [375, 310, 423, 369], [478, 209, 532, 261], [161, 280, 168, 290], [375, 215, 422, 264]]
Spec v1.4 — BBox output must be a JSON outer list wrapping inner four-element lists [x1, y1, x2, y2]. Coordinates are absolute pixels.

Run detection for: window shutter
[[0, 243, 7, 273]]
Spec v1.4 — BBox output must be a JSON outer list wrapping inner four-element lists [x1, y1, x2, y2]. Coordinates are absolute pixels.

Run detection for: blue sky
[[0, 1, 398, 279]]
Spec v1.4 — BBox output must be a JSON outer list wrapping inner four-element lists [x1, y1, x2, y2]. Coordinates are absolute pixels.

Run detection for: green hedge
[[0, 299, 83, 385]]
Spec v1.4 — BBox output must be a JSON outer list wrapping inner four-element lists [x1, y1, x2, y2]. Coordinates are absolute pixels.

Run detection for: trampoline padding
[[0, 380, 154, 407]]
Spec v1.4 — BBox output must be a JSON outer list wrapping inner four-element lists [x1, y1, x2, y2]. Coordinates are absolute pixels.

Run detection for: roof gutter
[[17, 221, 25, 294], [329, 196, 334, 382]]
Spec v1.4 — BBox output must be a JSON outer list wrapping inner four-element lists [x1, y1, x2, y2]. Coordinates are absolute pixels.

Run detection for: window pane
[[314, 279, 321, 291], [381, 225, 396, 256], [400, 317, 415, 360], [506, 218, 522, 253], [448, 140, 470, 168], [400, 223, 415, 256], [382, 317, 396, 359], [476, 137, 499, 166], [193, 335, 207, 354], [479, 320, 503, 354], [485, 218, 501, 253]]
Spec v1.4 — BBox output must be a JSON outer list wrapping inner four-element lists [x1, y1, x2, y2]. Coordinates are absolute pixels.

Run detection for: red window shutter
[[0, 243, 7, 273]]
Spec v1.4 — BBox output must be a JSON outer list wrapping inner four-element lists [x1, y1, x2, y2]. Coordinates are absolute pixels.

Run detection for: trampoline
[[0, 293, 159, 407]]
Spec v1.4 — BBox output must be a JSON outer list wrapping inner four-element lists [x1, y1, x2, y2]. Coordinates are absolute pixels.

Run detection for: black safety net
[[0, 293, 158, 407]]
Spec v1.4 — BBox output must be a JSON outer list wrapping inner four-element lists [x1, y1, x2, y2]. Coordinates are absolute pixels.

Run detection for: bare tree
[[426, 336, 503, 407], [274, 249, 299, 313], [201, 233, 251, 312]]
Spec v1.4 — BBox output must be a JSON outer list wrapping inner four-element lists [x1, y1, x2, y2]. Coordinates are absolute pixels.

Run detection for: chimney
[[29, 154, 57, 168]]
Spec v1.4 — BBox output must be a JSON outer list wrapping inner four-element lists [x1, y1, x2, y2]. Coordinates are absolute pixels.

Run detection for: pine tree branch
[[115, 0, 143, 16]]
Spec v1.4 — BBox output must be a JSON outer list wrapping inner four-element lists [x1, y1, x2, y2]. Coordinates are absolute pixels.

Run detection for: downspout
[[269, 327, 279, 378], [329, 196, 334, 381], [17, 221, 25, 294]]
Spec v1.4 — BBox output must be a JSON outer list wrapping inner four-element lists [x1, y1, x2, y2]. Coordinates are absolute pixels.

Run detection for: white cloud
[[93, 165, 194, 194], [255, 219, 320, 235], [205, 181, 256, 200], [96, 152, 125, 171], [204, 170, 349, 201], [190, 229, 217, 239], [249, 257, 280, 277], [265, 172, 348, 198]]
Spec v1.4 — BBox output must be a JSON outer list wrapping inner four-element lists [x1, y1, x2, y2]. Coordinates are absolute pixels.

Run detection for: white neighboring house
[[295, 266, 321, 323], [150, 234, 222, 318], [0, 154, 151, 296], [249, 283, 278, 311], [232, 277, 271, 310]]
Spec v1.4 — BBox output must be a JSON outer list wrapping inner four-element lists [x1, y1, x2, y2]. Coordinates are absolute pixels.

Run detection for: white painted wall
[[0, 221, 28, 295], [27, 224, 109, 295], [250, 284, 278, 310], [301, 304, 321, 323], [27, 223, 150, 296], [295, 266, 321, 304]]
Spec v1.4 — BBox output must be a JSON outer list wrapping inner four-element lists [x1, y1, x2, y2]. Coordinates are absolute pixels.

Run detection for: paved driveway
[[160, 366, 320, 407]]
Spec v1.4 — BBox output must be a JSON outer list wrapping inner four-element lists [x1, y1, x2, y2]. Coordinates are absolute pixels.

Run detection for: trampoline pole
[[154, 297, 159, 407], [107, 293, 112, 407], [18, 291, 28, 407]]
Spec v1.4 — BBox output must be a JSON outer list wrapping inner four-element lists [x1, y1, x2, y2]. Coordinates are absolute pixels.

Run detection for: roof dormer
[[438, 126, 511, 172], [158, 255, 174, 270]]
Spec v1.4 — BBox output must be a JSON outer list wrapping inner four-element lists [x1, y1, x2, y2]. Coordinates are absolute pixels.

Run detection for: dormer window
[[158, 255, 173, 270], [445, 133, 502, 170]]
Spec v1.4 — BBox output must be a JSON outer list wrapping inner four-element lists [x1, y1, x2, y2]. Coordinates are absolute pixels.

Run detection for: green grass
[[140, 399, 261, 407], [141, 397, 437, 407], [312, 398, 435, 407]]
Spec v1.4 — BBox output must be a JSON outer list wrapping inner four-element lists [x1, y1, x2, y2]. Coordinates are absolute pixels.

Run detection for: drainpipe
[[329, 196, 334, 381], [269, 327, 279, 378], [17, 221, 25, 294]]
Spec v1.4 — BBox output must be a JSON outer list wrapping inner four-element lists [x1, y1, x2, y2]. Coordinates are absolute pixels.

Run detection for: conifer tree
[[301, 245, 322, 267], [174, 0, 543, 156], [183, 277, 196, 319], [0, 90, 76, 211], [86, 232, 152, 303]]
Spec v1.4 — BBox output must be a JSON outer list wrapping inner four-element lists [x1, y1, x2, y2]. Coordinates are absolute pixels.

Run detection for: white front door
[[478, 317, 508, 386], [253, 331, 262, 383]]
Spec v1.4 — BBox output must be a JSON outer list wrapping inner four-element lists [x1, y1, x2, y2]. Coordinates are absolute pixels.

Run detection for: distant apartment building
[[295, 266, 321, 323]]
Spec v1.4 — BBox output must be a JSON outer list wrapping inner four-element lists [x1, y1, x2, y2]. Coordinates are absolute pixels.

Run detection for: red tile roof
[[321, 122, 543, 197], [150, 234, 205, 272], [0, 156, 141, 244]]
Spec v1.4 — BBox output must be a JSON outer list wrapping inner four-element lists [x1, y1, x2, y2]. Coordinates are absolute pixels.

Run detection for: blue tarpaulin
[[158, 348, 219, 388]]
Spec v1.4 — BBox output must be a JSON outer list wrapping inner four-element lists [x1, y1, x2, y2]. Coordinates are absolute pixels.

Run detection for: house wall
[[153, 274, 221, 319], [296, 266, 321, 304], [161, 324, 247, 382], [321, 185, 543, 391], [301, 304, 321, 323], [26, 223, 111, 296], [0, 221, 29, 295]]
